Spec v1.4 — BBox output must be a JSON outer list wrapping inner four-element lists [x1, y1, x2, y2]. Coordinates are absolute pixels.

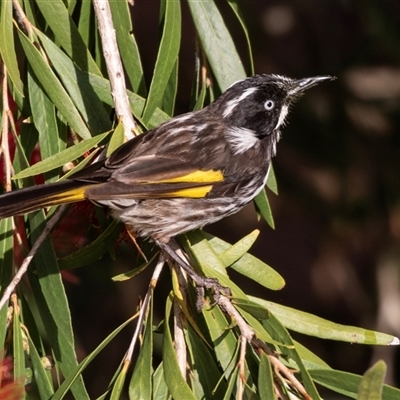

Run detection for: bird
[[0, 74, 333, 291]]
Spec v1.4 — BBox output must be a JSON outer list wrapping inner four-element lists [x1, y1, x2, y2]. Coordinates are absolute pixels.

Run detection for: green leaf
[[199, 231, 285, 291], [294, 340, 331, 370], [258, 352, 274, 400], [227, 0, 254, 75], [187, 0, 246, 91], [162, 295, 196, 400], [251, 298, 400, 345], [218, 229, 259, 266], [0, 218, 13, 347], [52, 315, 136, 400], [13, 300, 25, 381], [266, 164, 278, 194], [254, 188, 275, 229], [129, 297, 153, 399], [107, 122, 125, 157], [310, 368, 400, 400], [35, 28, 112, 136], [35, 0, 101, 76], [152, 363, 169, 400], [233, 298, 270, 320], [84, 72, 170, 129], [27, 335, 55, 398], [185, 325, 226, 399], [202, 305, 238, 377], [261, 311, 321, 399], [58, 221, 122, 270], [28, 212, 89, 399], [17, 28, 92, 140], [77, 0, 92, 46], [28, 68, 64, 169], [162, 60, 178, 116], [12, 131, 110, 179], [110, 364, 128, 400], [0, 4, 23, 96], [358, 361, 386, 400], [109, 0, 147, 96], [142, 0, 181, 123]]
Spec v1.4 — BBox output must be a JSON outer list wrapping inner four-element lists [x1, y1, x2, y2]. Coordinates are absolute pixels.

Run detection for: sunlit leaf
[[252, 298, 400, 345]]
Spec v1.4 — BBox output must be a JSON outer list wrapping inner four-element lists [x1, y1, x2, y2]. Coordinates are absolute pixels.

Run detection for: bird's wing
[[83, 121, 228, 200]]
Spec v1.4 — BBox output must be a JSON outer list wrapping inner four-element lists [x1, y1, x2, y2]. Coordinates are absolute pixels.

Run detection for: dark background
[[66, 1, 400, 397]]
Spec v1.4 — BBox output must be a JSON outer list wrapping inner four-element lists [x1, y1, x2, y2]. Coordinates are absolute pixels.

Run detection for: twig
[[124, 253, 165, 363], [1, 62, 12, 193], [12, 0, 33, 37], [171, 258, 189, 379], [92, 0, 136, 140], [0, 205, 67, 311]]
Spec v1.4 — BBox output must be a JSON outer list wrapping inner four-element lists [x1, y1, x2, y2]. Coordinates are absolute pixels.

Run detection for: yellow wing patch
[[163, 185, 214, 198], [46, 187, 87, 205], [156, 169, 224, 184]]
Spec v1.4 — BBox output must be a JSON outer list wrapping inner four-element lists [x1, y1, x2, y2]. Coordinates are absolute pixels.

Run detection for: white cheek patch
[[275, 104, 288, 130], [223, 87, 258, 118], [226, 126, 259, 154]]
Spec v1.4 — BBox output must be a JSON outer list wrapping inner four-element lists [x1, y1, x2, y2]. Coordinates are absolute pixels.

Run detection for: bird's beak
[[288, 76, 335, 96]]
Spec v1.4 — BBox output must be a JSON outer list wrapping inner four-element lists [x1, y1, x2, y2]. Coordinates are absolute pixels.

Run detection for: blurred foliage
[[0, 0, 399, 399]]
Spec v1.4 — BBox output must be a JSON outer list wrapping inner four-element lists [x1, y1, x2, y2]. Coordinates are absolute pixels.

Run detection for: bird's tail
[[0, 180, 91, 218]]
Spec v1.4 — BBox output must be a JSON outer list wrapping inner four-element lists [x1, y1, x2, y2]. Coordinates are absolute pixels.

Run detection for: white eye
[[264, 100, 275, 110]]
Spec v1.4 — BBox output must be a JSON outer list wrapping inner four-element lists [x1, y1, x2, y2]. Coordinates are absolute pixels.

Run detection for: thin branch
[[0, 205, 67, 311], [124, 253, 165, 363], [92, 0, 136, 140], [172, 260, 189, 379], [1, 62, 12, 193]]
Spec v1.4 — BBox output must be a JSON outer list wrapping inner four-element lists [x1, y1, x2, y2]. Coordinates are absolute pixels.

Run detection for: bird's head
[[211, 74, 333, 154]]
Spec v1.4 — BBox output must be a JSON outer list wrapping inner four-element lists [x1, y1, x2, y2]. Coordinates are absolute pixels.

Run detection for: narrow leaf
[[28, 212, 89, 399], [252, 298, 400, 346], [35, 0, 101, 76], [12, 301, 25, 381], [107, 122, 125, 157], [142, 0, 181, 123], [218, 229, 259, 266], [227, 0, 254, 75], [28, 69, 63, 164], [0, 5, 23, 95], [129, 298, 153, 399], [52, 315, 136, 400], [198, 231, 285, 291], [357, 361, 386, 400], [152, 363, 169, 400], [202, 305, 238, 377], [27, 336, 54, 398], [187, 0, 246, 91], [109, 0, 147, 95], [254, 188, 275, 229], [310, 369, 400, 400], [162, 295, 196, 400], [258, 352, 275, 400], [0, 218, 13, 347], [35, 28, 112, 135], [12, 131, 110, 179], [17, 28, 92, 140], [261, 311, 321, 399]]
